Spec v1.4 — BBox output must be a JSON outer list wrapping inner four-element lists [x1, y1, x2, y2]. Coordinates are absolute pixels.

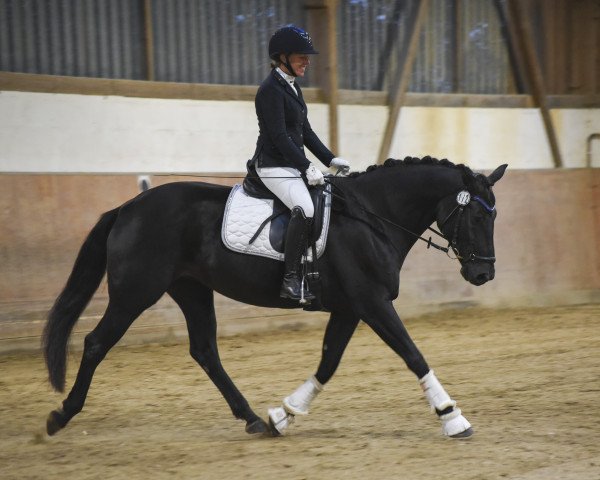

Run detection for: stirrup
[[280, 285, 315, 303], [299, 276, 315, 304], [280, 274, 315, 303]]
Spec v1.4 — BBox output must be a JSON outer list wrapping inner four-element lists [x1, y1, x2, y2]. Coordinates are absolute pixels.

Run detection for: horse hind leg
[[46, 301, 142, 435], [167, 278, 269, 436]]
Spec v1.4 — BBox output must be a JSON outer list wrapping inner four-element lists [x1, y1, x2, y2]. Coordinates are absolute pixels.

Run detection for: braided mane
[[347, 155, 475, 179]]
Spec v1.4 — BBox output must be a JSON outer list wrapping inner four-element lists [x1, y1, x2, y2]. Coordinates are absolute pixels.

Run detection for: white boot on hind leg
[[283, 375, 323, 416], [419, 370, 472, 438], [268, 376, 323, 435], [268, 406, 295, 435]]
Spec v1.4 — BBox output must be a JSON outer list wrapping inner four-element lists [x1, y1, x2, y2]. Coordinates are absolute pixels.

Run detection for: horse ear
[[487, 164, 508, 186]]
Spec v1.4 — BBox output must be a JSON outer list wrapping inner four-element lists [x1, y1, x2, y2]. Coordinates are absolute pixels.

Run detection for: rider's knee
[[294, 203, 314, 218]]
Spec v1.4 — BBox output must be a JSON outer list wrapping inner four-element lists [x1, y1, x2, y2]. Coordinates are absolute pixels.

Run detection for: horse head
[[435, 164, 507, 286]]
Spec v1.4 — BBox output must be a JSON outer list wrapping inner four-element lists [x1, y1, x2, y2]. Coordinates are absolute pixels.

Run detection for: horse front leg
[[360, 299, 473, 438], [268, 309, 359, 435]]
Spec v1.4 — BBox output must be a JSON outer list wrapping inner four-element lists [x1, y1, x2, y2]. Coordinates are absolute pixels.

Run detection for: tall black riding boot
[[280, 207, 315, 302]]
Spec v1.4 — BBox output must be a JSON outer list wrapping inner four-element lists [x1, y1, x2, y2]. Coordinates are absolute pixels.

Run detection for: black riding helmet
[[268, 25, 318, 77]]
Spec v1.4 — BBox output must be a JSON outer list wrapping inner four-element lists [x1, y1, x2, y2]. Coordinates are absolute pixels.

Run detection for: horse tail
[[42, 207, 120, 392]]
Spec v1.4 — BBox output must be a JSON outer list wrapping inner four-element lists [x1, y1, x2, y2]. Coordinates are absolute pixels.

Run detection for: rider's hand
[[305, 165, 325, 186], [330, 157, 350, 173]]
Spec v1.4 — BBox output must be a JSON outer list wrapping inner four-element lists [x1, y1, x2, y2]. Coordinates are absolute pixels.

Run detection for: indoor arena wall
[[1, 90, 598, 352], [0, 169, 597, 352], [1, 91, 599, 173]]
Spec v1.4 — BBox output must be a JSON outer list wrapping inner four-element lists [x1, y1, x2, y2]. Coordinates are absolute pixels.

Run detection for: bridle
[[433, 190, 497, 263], [326, 177, 497, 264]]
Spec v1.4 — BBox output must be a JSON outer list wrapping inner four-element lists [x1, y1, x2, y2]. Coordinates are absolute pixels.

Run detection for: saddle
[[221, 160, 331, 261], [242, 160, 328, 247]]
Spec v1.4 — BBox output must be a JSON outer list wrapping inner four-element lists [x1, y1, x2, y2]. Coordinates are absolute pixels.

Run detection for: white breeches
[[256, 166, 314, 218]]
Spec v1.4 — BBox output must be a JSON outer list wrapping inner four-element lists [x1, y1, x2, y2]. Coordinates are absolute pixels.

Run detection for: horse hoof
[[267, 417, 282, 437], [450, 427, 473, 439], [245, 418, 270, 436], [46, 410, 67, 436]]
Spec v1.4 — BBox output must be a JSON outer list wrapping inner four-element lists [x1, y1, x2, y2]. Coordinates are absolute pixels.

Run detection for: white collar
[[276, 67, 296, 87]]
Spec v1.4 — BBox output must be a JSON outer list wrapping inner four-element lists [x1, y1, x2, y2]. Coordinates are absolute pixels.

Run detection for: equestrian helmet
[[268, 25, 319, 60]]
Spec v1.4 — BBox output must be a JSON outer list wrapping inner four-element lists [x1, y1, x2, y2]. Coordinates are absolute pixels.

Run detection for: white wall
[[1, 90, 599, 173]]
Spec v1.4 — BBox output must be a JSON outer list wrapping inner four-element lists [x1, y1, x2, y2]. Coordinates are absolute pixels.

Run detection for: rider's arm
[[303, 118, 335, 167]]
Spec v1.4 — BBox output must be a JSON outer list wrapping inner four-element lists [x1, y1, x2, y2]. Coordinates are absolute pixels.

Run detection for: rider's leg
[[279, 206, 314, 300], [255, 166, 315, 218], [256, 167, 315, 301]]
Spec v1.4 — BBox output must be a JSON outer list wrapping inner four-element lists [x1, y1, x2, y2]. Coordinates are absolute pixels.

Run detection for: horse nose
[[475, 272, 490, 285]]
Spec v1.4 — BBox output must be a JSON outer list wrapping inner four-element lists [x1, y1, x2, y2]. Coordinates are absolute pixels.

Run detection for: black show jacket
[[252, 69, 335, 171]]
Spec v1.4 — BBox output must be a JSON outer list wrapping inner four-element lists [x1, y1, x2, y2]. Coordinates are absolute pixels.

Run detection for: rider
[[252, 25, 350, 302]]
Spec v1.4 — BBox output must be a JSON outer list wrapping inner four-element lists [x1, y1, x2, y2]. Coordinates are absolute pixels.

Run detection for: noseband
[[436, 191, 496, 263]]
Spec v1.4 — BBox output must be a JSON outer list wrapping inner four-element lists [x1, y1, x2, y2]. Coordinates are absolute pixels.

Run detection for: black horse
[[43, 156, 507, 438]]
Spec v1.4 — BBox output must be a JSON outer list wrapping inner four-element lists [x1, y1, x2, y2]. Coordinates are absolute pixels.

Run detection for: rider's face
[[280, 54, 311, 77]]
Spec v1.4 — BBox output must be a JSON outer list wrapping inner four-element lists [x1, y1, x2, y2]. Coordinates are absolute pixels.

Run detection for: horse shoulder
[[325, 217, 401, 297]]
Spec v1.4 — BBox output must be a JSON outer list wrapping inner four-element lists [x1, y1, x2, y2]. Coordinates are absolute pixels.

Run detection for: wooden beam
[[540, 0, 567, 94], [143, 0, 155, 81], [0, 71, 261, 100], [2, 72, 598, 108], [326, 0, 339, 154], [377, 0, 430, 165], [372, 0, 407, 91], [305, 0, 340, 155], [506, 0, 563, 168], [494, 0, 526, 94], [452, 0, 462, 92]]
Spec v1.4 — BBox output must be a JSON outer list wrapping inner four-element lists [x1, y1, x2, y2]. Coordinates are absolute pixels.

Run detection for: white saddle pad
[[221, 184, 331, 261]]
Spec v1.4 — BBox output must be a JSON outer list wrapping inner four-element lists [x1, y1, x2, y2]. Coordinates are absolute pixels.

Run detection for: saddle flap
[[222, 184, 332, 262], [309, 186, 326, 241]]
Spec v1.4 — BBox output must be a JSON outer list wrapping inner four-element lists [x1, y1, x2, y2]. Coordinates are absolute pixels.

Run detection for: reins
[[156, 171, 494, 263], [325, 174, 496, 264], [323, 178, 454, 257]]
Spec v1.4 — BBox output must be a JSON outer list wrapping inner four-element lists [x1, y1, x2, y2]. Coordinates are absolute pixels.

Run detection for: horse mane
[[347, 155, 475, 179]]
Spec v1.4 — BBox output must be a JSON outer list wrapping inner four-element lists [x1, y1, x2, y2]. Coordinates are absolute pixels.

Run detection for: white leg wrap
[[440, 408, 472, 437], [419, 370, 472, 437], [268, 406, 295, 435], [283, 375, 323, 416], [419, 370, 456, 413]]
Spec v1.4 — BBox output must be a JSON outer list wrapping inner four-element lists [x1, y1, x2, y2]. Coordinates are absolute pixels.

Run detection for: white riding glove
[[330, 157, 350, 173], [305, 164, 325, 186]]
